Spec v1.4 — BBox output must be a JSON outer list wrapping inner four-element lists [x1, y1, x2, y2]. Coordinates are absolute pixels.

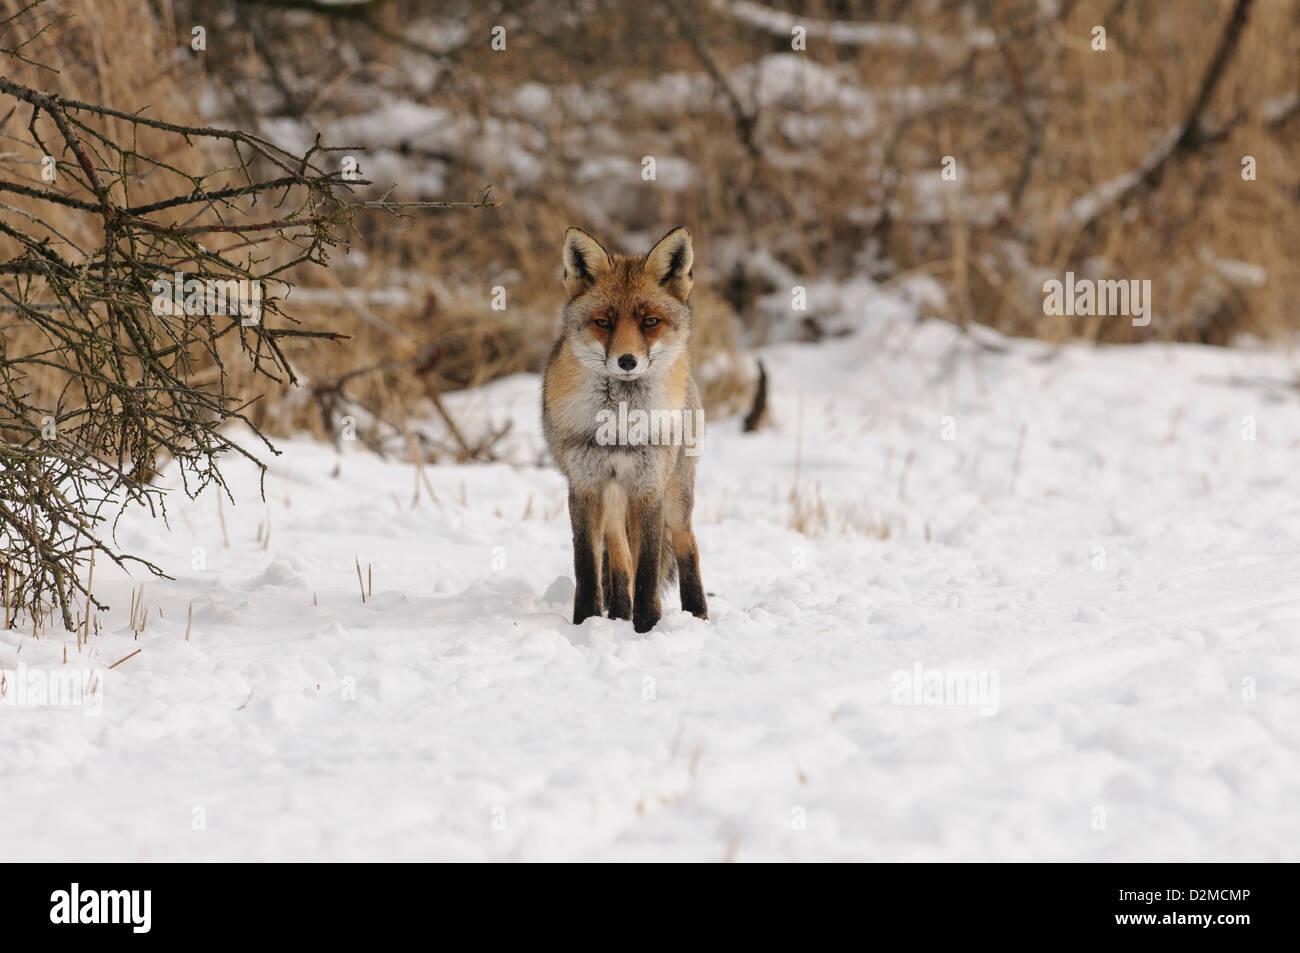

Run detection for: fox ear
[[562, 227, 611, 298], [644, 226, 693, 301]]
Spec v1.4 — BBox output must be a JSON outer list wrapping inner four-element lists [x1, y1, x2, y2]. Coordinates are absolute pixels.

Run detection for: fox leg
[[671, 527, 707, 619], [628, 495, 665, 633], [604, 530, 632, 619], [600, 545, 611, 616], [602, 483, 632, 620], [665, 471, 707, 619], [568, 487, 602, 625]]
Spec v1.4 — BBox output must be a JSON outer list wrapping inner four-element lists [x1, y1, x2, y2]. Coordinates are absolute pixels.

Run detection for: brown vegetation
[[8, 1, 1297, 446]]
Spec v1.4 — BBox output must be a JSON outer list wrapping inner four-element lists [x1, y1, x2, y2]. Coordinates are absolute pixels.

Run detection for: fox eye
[[593, 317, 611, 329], [642, 317, 660, 328]]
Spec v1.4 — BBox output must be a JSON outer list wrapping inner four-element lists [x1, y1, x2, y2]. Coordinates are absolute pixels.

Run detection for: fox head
[[560, 226, 694, 382]]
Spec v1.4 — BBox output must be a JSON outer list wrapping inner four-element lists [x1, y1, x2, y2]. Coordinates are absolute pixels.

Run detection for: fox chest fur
[[543, 341, 695, 495]]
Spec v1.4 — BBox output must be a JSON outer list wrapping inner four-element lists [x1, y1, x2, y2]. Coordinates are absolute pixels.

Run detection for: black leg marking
[[608, 568, 631, 620], [632, 503, 664, 634], [678, 547, 708, 619], [601, 546, 611, 616], [570, 491, 601, 625]]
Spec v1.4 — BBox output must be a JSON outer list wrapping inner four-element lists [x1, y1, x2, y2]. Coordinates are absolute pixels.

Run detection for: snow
[[1064, 124, 1184, 227], [4, 280, 1299, 861], [721, 0, 997, 53], [1261, 91, 1300, 125]]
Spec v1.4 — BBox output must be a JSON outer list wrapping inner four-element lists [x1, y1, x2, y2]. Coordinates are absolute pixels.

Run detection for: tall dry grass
[[3, 0, 1297, 448]]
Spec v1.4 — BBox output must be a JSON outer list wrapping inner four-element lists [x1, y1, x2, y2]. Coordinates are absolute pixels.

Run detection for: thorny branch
[[0, 14, 492, 630]]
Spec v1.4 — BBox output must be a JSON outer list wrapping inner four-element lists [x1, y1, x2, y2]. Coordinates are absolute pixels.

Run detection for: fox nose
[[617, 354, 637, 371]]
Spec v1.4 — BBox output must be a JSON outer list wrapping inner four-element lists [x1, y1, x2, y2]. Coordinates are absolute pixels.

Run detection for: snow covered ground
[[4, 289, 1300, 861]]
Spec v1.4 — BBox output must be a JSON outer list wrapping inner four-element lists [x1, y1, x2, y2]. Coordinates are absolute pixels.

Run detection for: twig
[[742, 360, 768, 433], [662, 0, 761, 158], [107, 648, 141, 669], [1009, 422, 1028, 495], [1066, 0, 1255, 230]]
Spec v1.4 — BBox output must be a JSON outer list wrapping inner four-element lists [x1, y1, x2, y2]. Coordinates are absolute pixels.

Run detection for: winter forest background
[[2, 0, 1298, 861]]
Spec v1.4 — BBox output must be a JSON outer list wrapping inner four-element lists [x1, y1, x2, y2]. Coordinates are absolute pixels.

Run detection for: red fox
[[542, 226, 708, 633]]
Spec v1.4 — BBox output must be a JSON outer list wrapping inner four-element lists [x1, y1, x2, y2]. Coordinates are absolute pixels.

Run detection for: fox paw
[[633, 608, 660, 633]]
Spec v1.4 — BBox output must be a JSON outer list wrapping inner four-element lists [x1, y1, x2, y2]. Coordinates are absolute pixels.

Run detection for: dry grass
[[3, 0, 1297, 450]]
